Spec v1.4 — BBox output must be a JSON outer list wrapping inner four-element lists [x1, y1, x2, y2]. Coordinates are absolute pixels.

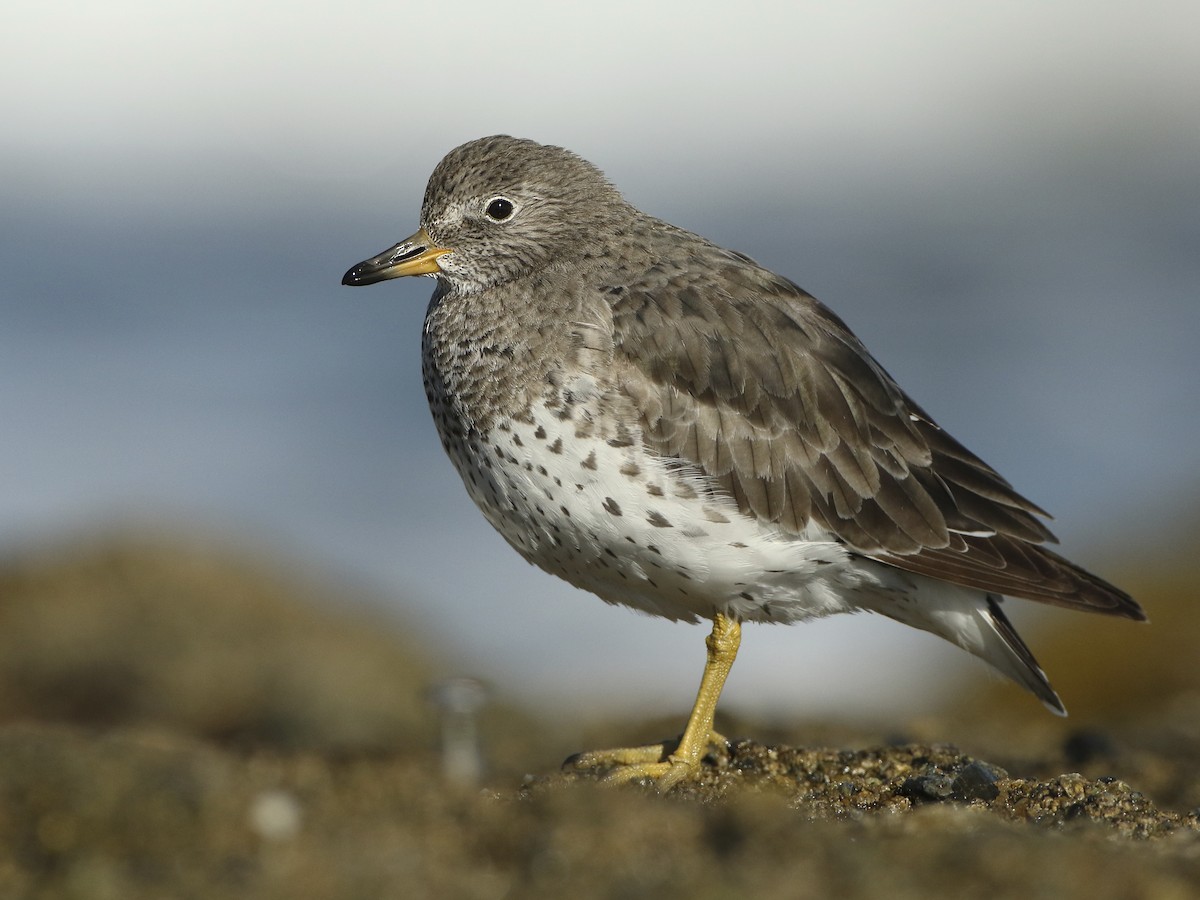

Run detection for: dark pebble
[[899, 772, 955, 802], [951, 761, 1008, 802]]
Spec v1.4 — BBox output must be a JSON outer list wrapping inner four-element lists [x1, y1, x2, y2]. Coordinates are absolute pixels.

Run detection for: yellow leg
[[565, 612, 742, 790]]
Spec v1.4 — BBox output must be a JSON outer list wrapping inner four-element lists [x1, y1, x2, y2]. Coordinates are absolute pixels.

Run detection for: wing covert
[[599, 244, 1137, 612]]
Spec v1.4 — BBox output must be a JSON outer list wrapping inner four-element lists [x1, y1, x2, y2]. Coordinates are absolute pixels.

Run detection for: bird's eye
[[484, 197, 515, 222]]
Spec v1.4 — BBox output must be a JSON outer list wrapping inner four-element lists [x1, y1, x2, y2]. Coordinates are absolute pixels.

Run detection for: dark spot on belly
[[646, 511, 673, 528], [603, 497, 622, 516], [603, 419, 636, 448]]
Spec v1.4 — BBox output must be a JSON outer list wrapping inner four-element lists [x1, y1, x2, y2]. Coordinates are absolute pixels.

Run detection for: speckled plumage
[[343, 135, 1144, 722]]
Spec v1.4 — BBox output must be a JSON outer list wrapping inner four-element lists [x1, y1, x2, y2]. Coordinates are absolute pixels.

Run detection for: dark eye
[[484, 197, 515, 221]]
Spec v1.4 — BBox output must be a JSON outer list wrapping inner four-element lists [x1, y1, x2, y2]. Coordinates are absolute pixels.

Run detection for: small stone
[[248, 789, 303, 841], [951, 761, 1007, 802], [899, 773, 955, 802]]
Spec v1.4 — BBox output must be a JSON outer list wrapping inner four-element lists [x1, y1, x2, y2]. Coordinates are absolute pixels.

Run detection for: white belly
[[443, 404, 900, 624]]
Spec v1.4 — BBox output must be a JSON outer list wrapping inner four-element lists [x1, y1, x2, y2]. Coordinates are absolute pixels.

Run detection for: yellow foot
[[565, 614, 741, 791], [563, 732, 729, 790]]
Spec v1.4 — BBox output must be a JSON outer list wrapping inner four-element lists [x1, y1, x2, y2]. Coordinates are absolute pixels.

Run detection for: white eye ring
[[483, 196, 517, 222]]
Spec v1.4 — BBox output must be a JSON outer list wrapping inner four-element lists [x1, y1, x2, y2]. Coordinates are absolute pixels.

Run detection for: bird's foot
[[563, 731, 729, 790]]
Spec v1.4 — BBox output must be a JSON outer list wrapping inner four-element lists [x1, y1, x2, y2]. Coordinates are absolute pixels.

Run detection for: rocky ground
[[0, 532, 1196, 898]]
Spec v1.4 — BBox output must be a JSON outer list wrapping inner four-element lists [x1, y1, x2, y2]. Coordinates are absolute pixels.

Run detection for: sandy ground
[[0, 532, 1196, 898]]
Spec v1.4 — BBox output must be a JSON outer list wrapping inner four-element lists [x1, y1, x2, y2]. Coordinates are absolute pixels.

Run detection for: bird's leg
[[565, 612, 741, 790]]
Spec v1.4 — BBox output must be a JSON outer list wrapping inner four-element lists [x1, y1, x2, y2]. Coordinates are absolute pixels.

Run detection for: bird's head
[[342, 135, 629, 294]]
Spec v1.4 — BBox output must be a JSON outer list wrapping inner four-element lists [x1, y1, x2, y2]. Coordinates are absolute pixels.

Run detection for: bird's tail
[[869, 577, 1066, 714], [976, 594, 1065, 715]]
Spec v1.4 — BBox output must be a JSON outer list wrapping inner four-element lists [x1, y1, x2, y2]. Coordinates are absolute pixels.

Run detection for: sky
[[2, 0, 1198, 722]]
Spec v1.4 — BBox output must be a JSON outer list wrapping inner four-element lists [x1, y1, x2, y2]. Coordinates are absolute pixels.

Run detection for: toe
[[563, 740, 673, 773]]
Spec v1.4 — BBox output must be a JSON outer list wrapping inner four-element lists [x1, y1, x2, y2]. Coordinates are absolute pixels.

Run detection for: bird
[[342, 135, 1145, 788]]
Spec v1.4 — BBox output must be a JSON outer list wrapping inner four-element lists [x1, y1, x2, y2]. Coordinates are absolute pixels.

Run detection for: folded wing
[[606, 244, 1143, 620]]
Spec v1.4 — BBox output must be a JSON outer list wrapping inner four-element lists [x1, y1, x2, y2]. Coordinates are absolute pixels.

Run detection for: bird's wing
[[606, 244, 1141, 618]]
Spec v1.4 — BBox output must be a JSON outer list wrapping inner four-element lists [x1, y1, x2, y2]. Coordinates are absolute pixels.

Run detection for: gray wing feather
[[607, 243, 1142, 620]]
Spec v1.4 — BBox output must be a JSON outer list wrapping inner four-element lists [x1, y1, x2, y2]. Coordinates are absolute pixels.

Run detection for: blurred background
[[1, 0, 1197, 729]]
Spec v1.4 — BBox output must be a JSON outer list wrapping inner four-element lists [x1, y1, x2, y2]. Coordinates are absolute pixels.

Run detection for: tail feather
[[980, 594, 1065, 715], [866, 573, 1067, 714]]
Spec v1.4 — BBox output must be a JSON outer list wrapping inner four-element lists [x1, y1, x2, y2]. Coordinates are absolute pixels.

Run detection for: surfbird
[[342, 135, 1145, 788]]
